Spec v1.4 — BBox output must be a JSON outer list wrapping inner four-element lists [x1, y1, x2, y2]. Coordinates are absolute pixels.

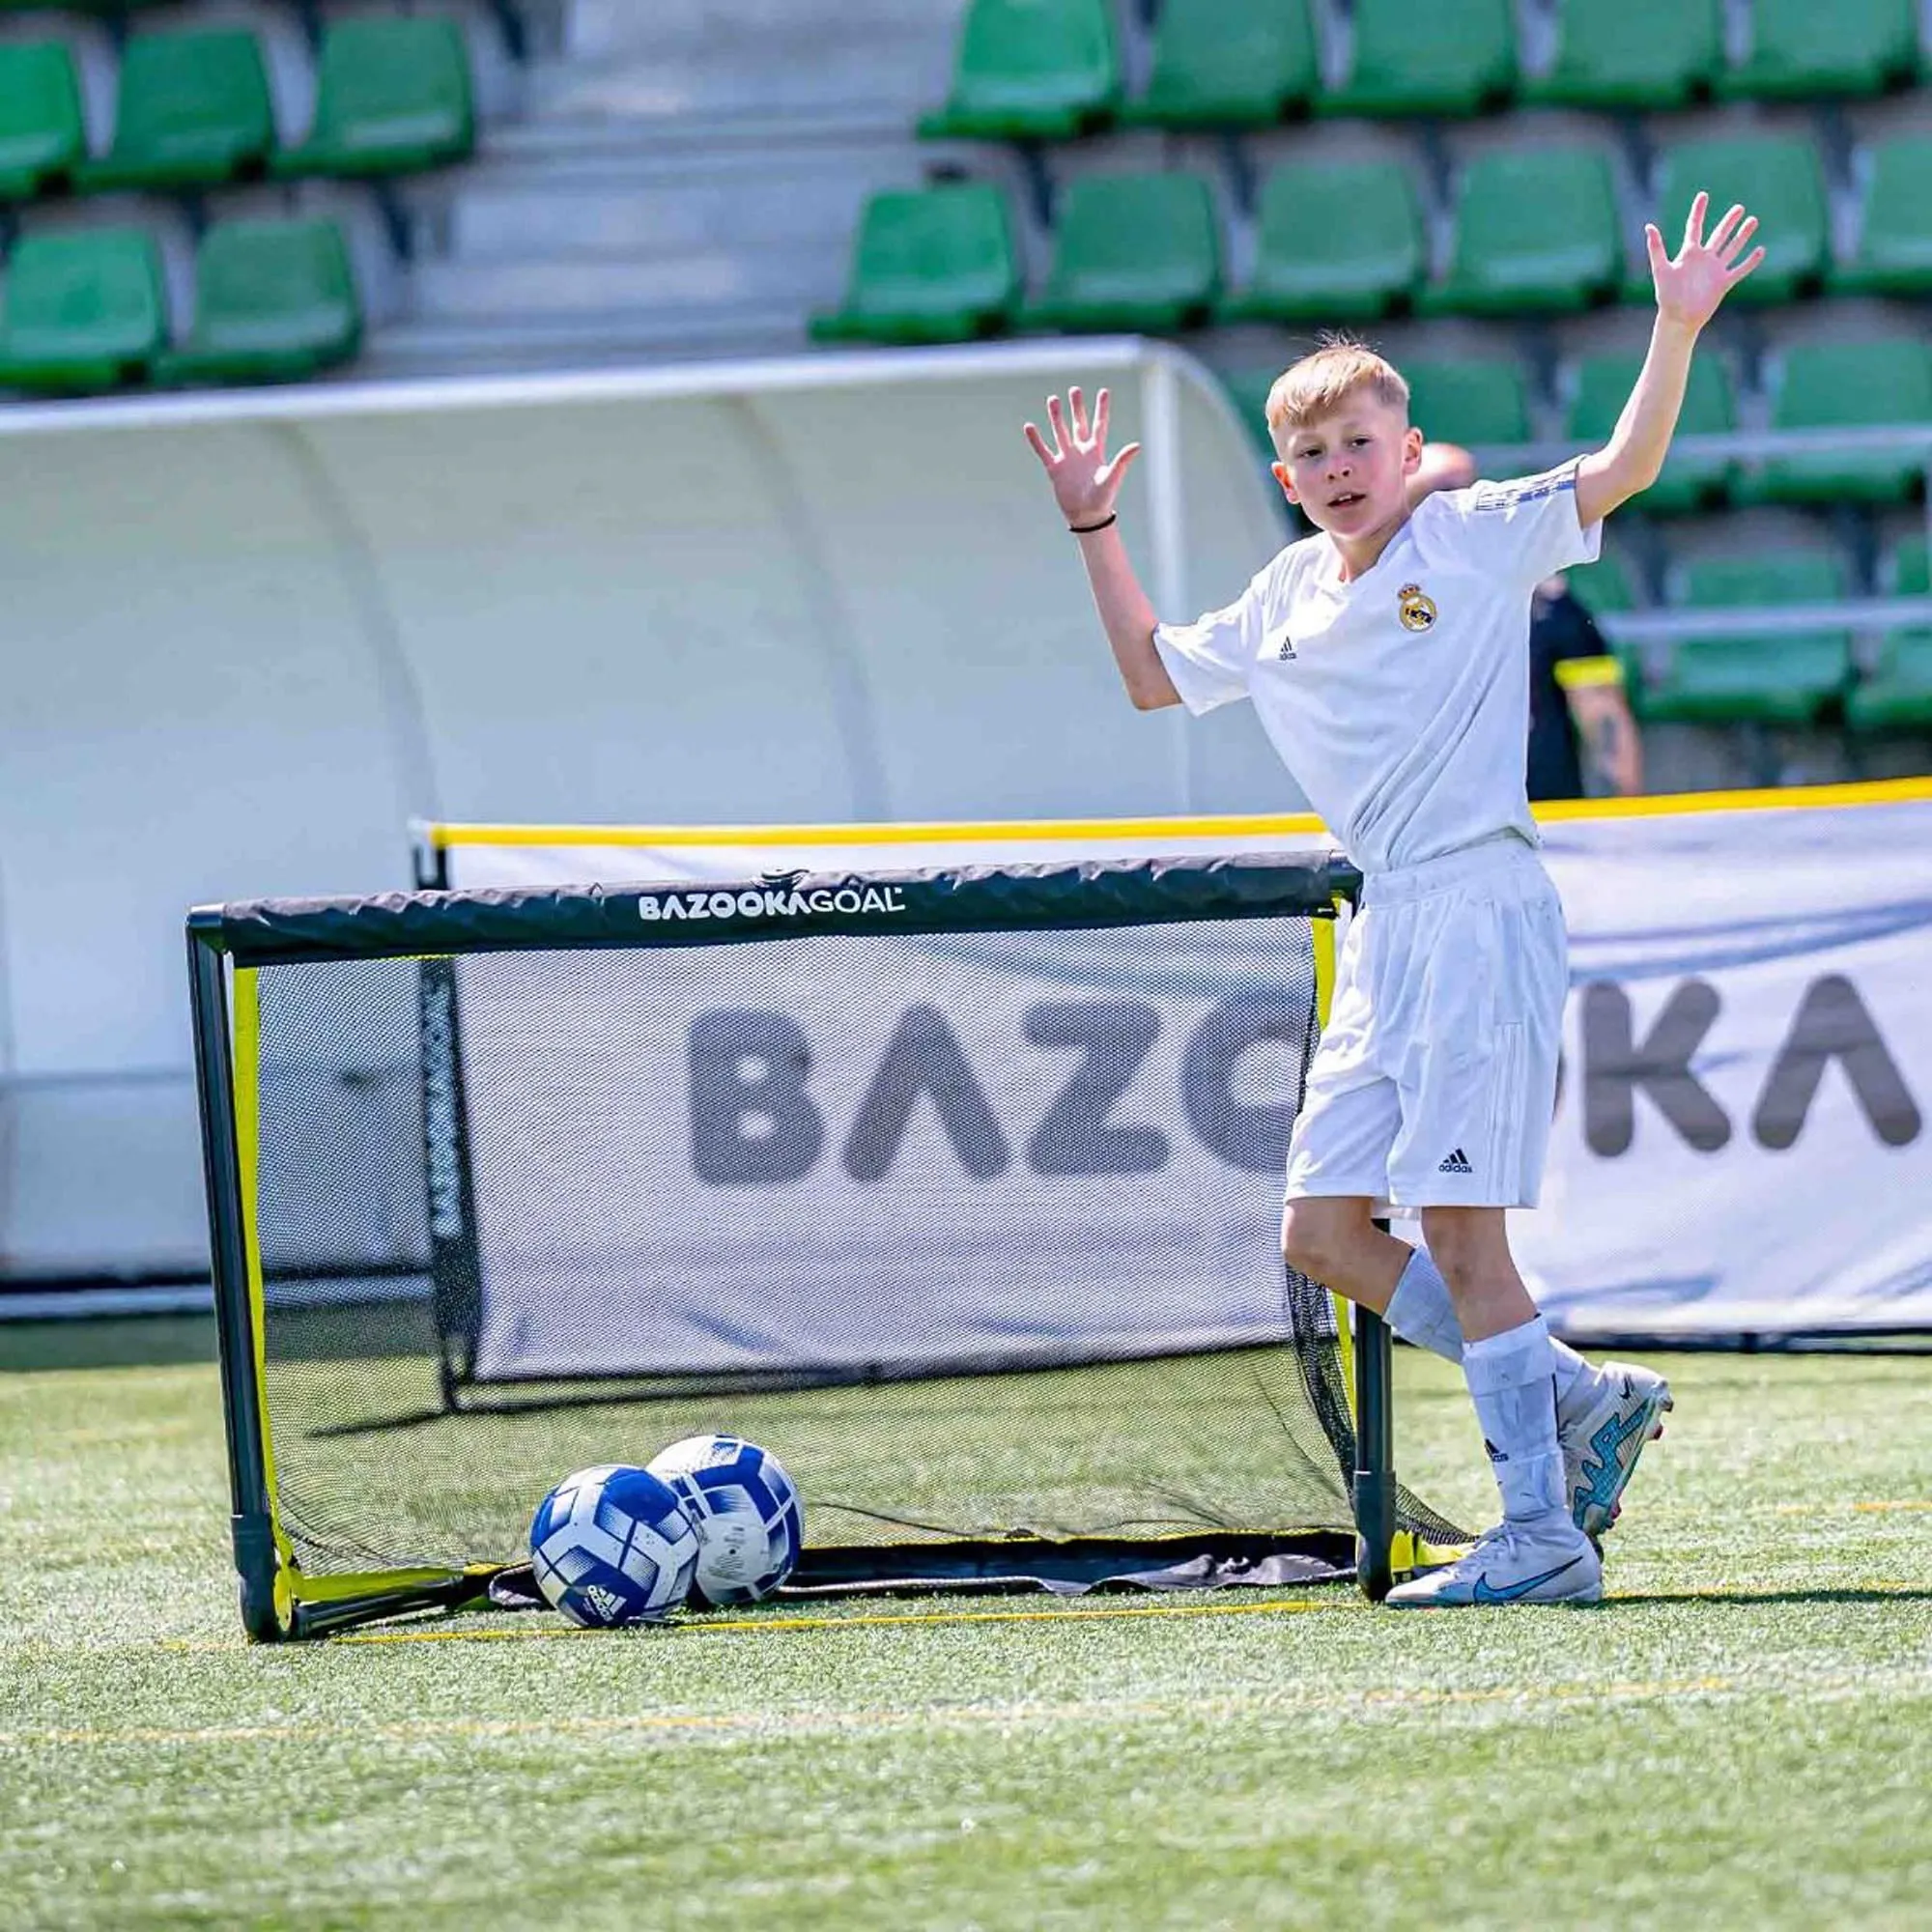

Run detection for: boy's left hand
[[1645, 189, 1766, 331]]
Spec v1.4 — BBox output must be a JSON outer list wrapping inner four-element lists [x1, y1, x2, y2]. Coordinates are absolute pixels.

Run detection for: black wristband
[[1069, 513, 1118, 534]]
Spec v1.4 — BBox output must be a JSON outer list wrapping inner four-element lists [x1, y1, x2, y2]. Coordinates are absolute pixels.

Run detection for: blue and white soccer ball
[[645, 1435, 804, 1607], [527, 1463, 701, 1629]]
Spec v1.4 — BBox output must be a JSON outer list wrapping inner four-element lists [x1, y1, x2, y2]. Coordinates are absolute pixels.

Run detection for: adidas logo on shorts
[[1437, 1147, 1474, 1175]]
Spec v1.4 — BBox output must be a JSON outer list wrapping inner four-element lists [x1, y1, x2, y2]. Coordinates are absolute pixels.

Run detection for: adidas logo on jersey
[[1277, 635, 1297, 660], [1437, 1147, 1473, 1174]]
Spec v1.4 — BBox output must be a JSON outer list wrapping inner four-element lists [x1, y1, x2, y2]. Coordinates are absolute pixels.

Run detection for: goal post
[[189, 855, 1466, 1640]]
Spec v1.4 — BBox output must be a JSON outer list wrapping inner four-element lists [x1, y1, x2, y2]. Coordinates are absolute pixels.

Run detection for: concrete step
[[407, 244, 842, 320], [540, 0, 960, 121], [527, 47, 950, 126], [562, 0, 964, 65], [441, 150, 881, 259], [362, 302, 809, 376], [366, 0, 973, 376], [479, 106, 919, 172]]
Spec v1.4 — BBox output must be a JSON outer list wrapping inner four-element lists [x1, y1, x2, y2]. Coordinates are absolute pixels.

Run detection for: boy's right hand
[[1023, 386, 1142, 529]]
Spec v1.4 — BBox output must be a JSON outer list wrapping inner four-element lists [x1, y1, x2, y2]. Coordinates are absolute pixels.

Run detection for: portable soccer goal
[[188, 852, 1471, 1640]]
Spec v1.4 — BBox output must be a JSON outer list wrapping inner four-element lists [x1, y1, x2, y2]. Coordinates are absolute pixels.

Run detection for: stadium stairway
[[362, 0, 977, 376]]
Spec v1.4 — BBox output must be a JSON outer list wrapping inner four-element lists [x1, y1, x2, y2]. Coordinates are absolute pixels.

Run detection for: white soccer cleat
[[1384, 1518, 1603, 1608], [1558, 1361, 1674, 1541]]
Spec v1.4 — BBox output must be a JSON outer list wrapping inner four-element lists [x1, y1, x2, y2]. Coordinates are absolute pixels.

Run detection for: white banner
[[1520, 793, 1932, 1340], [440, 781, 1932, 1340], [448, 914, 1325, 1383]]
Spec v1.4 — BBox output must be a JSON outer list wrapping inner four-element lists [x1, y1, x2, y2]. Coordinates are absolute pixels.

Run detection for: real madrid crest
[[1397, 583, 1438, 633]]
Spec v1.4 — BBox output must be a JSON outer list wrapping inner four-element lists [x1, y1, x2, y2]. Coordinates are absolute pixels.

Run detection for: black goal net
[[189, 857, 1470, 1639]]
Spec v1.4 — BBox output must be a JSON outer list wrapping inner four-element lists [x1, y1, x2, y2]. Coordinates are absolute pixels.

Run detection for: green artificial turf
[[3, 1350, 1930, 1928]]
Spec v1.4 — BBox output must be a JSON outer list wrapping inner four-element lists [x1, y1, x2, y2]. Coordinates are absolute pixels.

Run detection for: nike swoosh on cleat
[[1471, 1554, 1589, 1604]]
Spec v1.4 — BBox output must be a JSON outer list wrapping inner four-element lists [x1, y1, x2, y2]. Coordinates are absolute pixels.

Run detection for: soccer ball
[[645, 1435, 804, 1607], [527, 1463, 700, 1629]]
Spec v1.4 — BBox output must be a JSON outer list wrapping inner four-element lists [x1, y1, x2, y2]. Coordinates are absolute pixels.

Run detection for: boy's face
[[1270, 394, 1424, 540]]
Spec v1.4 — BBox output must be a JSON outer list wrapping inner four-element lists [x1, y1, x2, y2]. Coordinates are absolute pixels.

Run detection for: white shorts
[[1284, 836, 1568, 1211]]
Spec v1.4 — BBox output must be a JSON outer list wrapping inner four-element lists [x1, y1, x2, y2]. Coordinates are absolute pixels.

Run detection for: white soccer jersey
[[1153, 464, 1603, 875]]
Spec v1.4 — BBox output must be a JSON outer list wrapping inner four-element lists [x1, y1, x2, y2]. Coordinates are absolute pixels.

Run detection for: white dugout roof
[[0, 341, 1290, 1276]]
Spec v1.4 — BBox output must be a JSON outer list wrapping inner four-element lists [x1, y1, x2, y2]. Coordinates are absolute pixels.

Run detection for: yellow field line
[[1770, 1500, 1932, 1516], [14, 1670, 1930, 1752], [1528, 773, 1932, 820], [337, 1595, 1340, 1647], [149, 1594, 1343, 1654], [130, 1574, 1932, 1661]]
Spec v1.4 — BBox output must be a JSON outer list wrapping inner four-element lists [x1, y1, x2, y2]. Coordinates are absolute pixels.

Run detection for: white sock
[[1550, 1336, 1592, 1411], [1384, 1249, 1595, 1412], [1384, 1248, 1463, 1364], [1463, 1316, 1566, 1524]]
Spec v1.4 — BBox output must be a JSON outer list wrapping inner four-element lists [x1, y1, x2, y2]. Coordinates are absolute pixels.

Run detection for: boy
[[1024, 192, 1763, 1606]]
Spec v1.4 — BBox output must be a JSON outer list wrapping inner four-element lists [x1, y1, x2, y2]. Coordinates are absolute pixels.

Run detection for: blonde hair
[[1264, 338, 1409, 454]]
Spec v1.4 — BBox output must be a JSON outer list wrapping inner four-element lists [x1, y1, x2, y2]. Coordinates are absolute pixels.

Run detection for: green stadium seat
[[0, 226, 167, 392], [1564, 548, 1643, 684], [1849, 538, 1932, 730], [919, 0, 1120, 140], [1218, 156, 1423, 323], [154, 217, 360, 385], [275, 16, 473, 179], [1402, 357, 1531, 449], [1833, 137, 1932, 297], [1422, 145, 1622, 315], [1322, 0, 1515, 116], [77, 28, 274, 190], [1567, 351, 1738, 512], [1642, 551, 1852, 724], [1568, 548, 1641, 617], [1890, 536, 1929, 598], [1525, 0, 1723, 109], [1640, 135, 1829, 304], [1720, 0, 1920, 99], [1026, 171, 1220, 331], [1125, 0, 1318, 128], [0, 41, 84, 202], [810, 183, 1020, 345], [1848, 632, 1932, 730], [1751, 340, 1932, 506]]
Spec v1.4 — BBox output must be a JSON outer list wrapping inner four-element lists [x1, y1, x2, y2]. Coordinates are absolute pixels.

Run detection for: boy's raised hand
[[1023, 386, 1142, 528], [1645, 190, 1766, 331]]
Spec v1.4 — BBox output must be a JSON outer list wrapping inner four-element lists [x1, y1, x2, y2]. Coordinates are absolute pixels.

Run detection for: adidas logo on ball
[[527, 1464, 702, 1630]]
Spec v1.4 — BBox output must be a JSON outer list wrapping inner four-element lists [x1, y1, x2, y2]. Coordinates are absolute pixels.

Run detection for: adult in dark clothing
[[1527, 574, 1644, 801]]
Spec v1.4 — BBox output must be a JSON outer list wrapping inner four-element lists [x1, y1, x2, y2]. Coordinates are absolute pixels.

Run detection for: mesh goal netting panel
[[234, 864, 1465, 1590]]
